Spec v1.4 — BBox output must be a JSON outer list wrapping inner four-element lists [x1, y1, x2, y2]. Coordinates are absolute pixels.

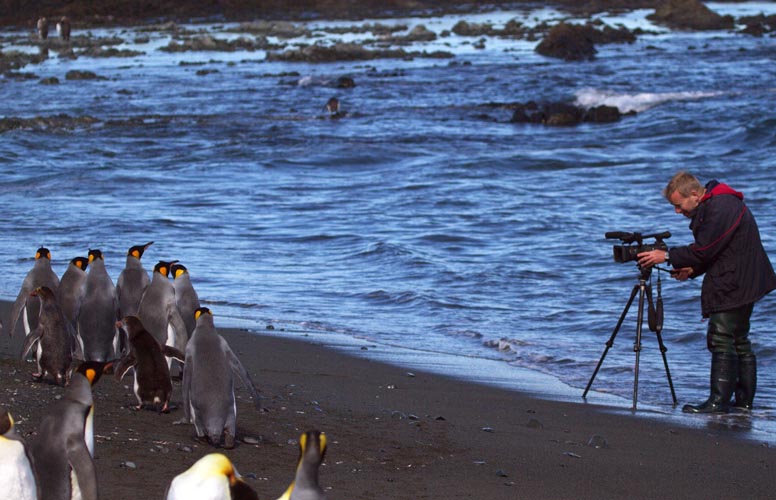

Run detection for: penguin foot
[[31, 372, 43, 380], [223, 433, 235, 449]]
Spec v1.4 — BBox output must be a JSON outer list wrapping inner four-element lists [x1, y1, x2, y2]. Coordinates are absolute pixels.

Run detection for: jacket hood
[[701, 180, 743, 202]]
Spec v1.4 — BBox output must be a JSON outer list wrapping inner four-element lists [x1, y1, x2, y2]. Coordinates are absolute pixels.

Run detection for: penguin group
[[3, 245, 330, 499], [36, 15, 72, 41]]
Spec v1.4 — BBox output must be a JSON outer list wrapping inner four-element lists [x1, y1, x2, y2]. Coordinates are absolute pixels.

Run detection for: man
[[638, 171, 776, 413]]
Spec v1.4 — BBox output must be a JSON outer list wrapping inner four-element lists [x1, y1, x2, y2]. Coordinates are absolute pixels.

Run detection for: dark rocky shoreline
[[1, 1, 664, 29]]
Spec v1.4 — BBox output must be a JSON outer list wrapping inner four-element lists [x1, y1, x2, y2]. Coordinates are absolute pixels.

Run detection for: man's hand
[[637, 249, 667, 268], [670, 267, 693, 281]]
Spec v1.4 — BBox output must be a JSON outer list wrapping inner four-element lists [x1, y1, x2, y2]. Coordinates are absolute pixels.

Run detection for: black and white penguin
[[137, 260, 188, 361], [56, 16, 71, 41], [77, 249, 120, 362], [31, 372, 99, 500], [116, 241, 153, 318], [115, 315, 184, 413], [0, 408, 38, 500], [57, 256, 89, 331], [276, 430, 328, 500], [182, 307, 260, 448], [166, 453, 258, 500], [9, 246, 60, 339], [36, 16, 48, 40], [171, 263, 201, 338], [20, 286, 73, 386]]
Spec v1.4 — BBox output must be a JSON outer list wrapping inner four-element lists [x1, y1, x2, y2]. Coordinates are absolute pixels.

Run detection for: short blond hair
[[663, 171, 702, 201]]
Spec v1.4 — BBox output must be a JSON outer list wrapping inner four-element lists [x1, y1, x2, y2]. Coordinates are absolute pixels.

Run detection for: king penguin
[[20, 286, 73, 386], [9, 246, 60, 339], [0, 408, 38, 500], [57, 256, 89, 330], [77, 249, 120, 362], [276, 430, 328, 500], [115, 315, 184, 413], [116, 241, 153, 318], [31, 371, 99, 500], [137, 260, 188, 362], [171, 263, 201, 338], [166, 453, 259, 500], [183, 307, 260, 448]]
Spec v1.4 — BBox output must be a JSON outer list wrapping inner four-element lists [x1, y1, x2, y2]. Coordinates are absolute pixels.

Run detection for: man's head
[[664, 171, 705, 218]]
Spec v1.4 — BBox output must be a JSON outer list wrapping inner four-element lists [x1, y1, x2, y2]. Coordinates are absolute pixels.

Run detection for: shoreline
[[2, 299, 776, 499]]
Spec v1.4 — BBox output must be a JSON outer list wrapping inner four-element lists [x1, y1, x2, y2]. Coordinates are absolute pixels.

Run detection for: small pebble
[[587, 435, 608, 449], [563, 452, 582, 459], [243, 436, 259, 445], [121, 461, 137, 469], [527, 418, 543, 429], [406, 372, 415, 377], [482, 427, 494, 433], [495, 469, 508, 477]]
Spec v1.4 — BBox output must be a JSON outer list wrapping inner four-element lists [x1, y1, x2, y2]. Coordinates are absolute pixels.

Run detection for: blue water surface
[[2, 3, 776, 440]]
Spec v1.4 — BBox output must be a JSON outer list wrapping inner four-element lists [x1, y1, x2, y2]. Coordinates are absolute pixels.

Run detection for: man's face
[[668, 190, 702, 218]]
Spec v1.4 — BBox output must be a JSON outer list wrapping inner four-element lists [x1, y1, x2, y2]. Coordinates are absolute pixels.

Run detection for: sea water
[[1, 4, 776, 440]]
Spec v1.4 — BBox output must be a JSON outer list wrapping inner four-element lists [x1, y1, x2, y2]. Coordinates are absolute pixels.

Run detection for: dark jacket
[[670, 180, 776, 317]]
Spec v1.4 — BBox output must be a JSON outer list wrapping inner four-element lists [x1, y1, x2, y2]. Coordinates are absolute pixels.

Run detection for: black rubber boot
[[682, 352, 738, 414], [733, 353, 756, 410]]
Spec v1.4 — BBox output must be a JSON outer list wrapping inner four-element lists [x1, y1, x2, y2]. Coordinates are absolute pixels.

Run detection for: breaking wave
[[573, 88, 725, 113]]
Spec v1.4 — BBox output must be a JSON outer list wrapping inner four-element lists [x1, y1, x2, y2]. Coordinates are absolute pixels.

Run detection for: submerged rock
[[509, 101, 623, 126], [535, 23, 597, 61], [647, 0, 734, 31]]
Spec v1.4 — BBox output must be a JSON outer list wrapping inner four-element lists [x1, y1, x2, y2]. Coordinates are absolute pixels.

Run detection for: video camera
[[605, 231, 670, 263]]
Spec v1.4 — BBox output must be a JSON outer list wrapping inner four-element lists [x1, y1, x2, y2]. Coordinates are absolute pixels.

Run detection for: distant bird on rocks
[[166, 453, 258, 500], [277, 430, 328, 500], [36, 17, 48, 40], [56, 16, 71, 41], [323, 97, 340, 116]]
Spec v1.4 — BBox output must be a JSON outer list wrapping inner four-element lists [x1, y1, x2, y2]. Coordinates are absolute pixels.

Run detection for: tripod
[[583, 265, 678, 410]]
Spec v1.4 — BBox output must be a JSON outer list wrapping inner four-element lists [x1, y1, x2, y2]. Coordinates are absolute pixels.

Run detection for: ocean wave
[[573, 88, 725, 113]]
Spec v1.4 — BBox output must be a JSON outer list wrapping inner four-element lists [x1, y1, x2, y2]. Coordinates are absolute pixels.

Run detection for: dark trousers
[[707, 303, 754, 354]]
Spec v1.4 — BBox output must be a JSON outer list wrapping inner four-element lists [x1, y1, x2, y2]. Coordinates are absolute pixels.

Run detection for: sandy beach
[[1, 298, 775, 499]]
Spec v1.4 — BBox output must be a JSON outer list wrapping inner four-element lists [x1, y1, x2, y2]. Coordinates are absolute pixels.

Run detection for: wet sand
[[1, 299, 775, 499]]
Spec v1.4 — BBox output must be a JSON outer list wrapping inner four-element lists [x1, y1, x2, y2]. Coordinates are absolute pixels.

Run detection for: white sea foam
[[573, 87, 725, 113]]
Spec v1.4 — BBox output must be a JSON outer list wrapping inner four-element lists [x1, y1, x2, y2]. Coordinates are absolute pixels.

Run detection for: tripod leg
[[654, 330, 678, 405], [583, 284, 640, 399], [632, 282, 647, 410]]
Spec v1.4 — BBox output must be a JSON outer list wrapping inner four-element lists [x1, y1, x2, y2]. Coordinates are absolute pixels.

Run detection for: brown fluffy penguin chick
[[20, 286, 72, 386], [115, 315, 184, 413]]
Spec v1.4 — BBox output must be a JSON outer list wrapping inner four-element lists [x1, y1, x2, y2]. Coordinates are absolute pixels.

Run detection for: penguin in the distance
[[31, 371, 99, 500], [276, 430, 328, 500], [57, 16, 71, 41], [117, 241, 153, 318], [183, 307, 260, 449], [171, 263, 201, 338], [36, 16, 48, 40], [9, 246, 60, 339], [77, 249, 120, 362], [166, 453, 259, 500], [115, 315, 184, 413], [0, 408, 38, 500], [20, 286, 73, 386], [137, 260, 188, 364]]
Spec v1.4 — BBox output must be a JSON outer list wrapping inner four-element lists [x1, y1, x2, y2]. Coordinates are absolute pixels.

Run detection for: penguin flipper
[[66, 437, 98, 500], [113, 354, 137, 381], [225, 347, 261, 410], [68, 324, 85, 361], [8, 285, 31, 337], [20, 326, 43, 360], [161, 345, 185, 363]]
